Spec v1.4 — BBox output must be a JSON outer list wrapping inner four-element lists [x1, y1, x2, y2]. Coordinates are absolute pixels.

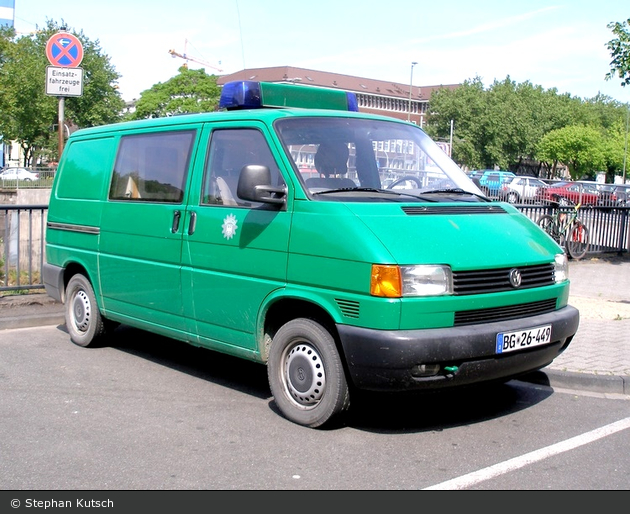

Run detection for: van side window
[[109, 130, 196, 203], [202, 129, 284, 207]]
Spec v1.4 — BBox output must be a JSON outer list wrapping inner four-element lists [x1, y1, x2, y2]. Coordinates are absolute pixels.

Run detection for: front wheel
[[267, 318, 350, 428], [565, 221, 590, 260], [65, 274, 110, 347]]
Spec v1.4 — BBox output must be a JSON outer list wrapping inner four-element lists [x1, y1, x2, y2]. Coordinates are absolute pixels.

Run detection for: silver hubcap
[[284, 344, 326, 407], [71, 290, 91, 332]]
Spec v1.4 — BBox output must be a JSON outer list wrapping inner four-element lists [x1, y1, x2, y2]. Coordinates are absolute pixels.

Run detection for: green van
[[44, 81, 579, 428]]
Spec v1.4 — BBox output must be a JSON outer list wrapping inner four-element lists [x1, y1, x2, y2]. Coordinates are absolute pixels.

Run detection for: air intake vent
[[335, 299, 360, 319], [454, 299, 557, 326], [402, 205, 507, 215], [453, 264, 555, 295]]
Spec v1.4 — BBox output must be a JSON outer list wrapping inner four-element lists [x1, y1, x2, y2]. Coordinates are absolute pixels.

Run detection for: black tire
[[267, 318, 350, 428], [565, 221, 590, 260], [65, 274, 109, 347], [537, 214, 560, 243]]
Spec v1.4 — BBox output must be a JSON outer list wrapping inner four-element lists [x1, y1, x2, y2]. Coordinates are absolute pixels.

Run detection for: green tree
[[536, 125, 606, 180], [606, 18, 630, 88], [0, 20, 124, 165], [427, 76, 584, 173], [602, 117, 630, 181], [426, 76, 487, 168], [127, 66, 221, 120]]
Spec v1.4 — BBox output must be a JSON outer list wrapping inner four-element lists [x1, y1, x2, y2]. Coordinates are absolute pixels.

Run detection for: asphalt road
[[2, 323, 629, 490]]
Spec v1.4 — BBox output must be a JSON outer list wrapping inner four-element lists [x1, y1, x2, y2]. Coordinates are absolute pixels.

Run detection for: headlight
[[554, 253, 569, 283], [371, 264, 453, 298]]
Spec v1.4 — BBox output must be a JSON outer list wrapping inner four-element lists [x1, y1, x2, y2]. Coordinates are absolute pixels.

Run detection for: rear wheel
[[565, 221, 590, 260], [65, 274, 110, 347], [267, 318, 350, 428]]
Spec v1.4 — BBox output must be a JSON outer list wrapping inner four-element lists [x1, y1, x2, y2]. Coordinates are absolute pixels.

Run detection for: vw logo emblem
[[509, 268, 522, 288]]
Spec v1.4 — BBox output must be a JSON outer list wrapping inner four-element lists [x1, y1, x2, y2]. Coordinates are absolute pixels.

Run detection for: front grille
[[453, 264, 555, 295], [454, 298, 557, 326]]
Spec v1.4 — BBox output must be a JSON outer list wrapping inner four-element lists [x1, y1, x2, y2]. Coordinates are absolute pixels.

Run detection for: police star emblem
[[221, 214, 238, 240]]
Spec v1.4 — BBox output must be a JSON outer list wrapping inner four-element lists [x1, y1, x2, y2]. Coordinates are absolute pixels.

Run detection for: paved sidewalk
[[1, 253, 629, 395], [531, 253, 630, 395]]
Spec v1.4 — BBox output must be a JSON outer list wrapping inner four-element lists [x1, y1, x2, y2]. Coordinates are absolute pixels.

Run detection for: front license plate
[[496, 325, 552, 354]]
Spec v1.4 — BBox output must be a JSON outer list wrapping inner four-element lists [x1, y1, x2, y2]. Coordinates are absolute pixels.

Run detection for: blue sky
[[12, 0, 630, 103]]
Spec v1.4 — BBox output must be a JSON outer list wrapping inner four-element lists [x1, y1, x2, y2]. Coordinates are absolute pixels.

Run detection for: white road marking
[[423, 416, 630, 490]]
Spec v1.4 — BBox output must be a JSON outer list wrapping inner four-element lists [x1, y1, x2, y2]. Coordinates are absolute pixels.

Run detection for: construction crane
[[168, 40, 223, 73]]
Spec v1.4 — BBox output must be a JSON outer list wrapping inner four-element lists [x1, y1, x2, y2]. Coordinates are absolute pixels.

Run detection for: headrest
[[314, 141, 349, 176]]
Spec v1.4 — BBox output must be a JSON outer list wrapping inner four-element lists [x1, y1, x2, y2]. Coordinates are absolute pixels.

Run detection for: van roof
[[69, 80, 404, 140]]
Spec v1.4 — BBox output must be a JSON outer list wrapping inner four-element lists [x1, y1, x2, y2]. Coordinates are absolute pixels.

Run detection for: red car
[[535, 181, 599, 206]]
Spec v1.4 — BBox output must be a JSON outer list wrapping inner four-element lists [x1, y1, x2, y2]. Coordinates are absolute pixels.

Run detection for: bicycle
[[537, 200, 590, 260]]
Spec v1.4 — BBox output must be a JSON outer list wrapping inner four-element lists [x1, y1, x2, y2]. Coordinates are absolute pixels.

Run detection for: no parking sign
[[45, 32, 84, 97], [45, 32, 83, 68], [45, 31, 85, 156]]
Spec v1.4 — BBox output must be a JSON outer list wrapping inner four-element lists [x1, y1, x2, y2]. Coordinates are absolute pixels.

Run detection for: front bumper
[[338, 305, 579, 391]]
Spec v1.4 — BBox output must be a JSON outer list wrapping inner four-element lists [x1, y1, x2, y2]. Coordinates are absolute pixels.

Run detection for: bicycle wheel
[[565, 221, 590, 260], [537, 215, 560, 243]]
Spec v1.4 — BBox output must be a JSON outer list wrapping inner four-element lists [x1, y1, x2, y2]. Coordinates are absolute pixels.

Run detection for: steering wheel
[[386, 176, 423, 189]]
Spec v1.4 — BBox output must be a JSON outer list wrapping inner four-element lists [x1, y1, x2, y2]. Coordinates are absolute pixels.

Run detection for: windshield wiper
[[421, 188, 492, 202], [312, 187, 440, 202]]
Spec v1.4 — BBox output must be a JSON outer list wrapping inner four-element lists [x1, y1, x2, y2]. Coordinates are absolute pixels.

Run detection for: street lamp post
[[407, 61, 418, 122]]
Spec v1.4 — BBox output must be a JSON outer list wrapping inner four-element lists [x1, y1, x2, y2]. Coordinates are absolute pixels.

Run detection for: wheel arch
[[258, 296, 342, 364], [60, 262, 99, 305]]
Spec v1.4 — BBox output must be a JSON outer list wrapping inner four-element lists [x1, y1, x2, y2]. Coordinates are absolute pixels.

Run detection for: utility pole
[[623, 104, 629, 184], [407, 62, 417, 122]]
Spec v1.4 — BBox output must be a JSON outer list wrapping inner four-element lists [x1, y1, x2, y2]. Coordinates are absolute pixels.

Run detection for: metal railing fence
[[0, 168, 56, 190], [1, 202, 628, 294], [0, 204, 48, 292]]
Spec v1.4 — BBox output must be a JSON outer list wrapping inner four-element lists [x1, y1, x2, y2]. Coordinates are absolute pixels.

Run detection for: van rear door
[[98, 127, 200, 334]]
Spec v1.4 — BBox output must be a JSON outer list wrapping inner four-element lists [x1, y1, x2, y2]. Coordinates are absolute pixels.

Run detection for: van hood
[[345, 202, 559, 268]]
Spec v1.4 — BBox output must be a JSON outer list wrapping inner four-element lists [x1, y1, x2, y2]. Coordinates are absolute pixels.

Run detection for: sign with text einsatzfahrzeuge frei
[[45, 32, 84, 97], [46, 66, 84, 96]]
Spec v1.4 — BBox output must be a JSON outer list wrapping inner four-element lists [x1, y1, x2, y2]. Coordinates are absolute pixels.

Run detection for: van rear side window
[[109, 130, 196, 203]]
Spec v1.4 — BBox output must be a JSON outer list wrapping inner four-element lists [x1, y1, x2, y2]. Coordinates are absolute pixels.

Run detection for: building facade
[[217, 66, 459, 128], [0, 0, 14, 27]]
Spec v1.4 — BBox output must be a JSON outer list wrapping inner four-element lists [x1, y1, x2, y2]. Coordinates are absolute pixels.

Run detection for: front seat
[[306, 141, 355, 189], [216, 176, 238, 206]]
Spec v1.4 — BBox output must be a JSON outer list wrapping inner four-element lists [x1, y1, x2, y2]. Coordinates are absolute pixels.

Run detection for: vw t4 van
[[44, 80, 579, 428]]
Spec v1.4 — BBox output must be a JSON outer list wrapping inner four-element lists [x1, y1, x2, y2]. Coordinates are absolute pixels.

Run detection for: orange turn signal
[[370, 265, 402, 298]]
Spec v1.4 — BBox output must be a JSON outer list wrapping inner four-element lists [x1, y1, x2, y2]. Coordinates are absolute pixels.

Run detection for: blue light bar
[[219, 81, 359, 112], [219, 81, 262, 110]]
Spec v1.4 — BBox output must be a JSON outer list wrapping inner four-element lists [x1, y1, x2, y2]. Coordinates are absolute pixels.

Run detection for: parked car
[[612, 184, 630, 206], [499, 176, 548, 204], [0, 167, 39, 182], [469, 170, 516, 197], [535, 181, 599, 206], [595, 184, 617, 209]]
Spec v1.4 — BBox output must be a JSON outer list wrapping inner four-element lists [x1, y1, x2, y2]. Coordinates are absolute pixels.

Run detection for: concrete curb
[[519, 370, 630, 396], [0, 312, 65, 331]]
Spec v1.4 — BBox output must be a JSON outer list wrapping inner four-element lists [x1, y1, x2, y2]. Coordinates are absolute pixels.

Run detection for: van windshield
[[275, 117, 484, 202]]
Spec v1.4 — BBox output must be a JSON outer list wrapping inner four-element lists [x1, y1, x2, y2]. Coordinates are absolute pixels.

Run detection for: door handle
[[171, 210, 181, 233], [188, 212, 197, 235]]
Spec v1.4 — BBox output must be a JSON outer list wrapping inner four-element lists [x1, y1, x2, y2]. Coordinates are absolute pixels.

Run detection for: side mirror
[[237, 165, 287, 205]]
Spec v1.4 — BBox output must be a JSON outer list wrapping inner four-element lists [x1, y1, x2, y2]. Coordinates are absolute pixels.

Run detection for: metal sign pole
[[58, 96, 65, 158]]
